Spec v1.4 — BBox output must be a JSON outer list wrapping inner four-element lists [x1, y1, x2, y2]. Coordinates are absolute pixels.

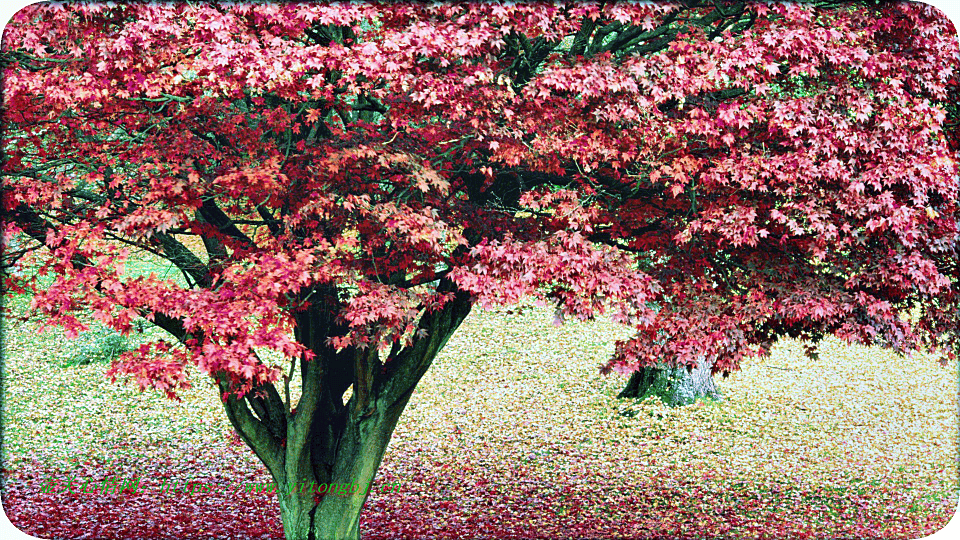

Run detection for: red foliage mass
[[2, 455, 951, 539], [2, 1, 957, 389]]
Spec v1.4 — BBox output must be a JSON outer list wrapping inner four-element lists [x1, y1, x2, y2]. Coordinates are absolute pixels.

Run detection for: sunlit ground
[[2, 298, 957, 539]]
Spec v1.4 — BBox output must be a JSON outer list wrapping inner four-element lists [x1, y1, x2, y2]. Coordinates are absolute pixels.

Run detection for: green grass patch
[[60, 327, 132, 367]]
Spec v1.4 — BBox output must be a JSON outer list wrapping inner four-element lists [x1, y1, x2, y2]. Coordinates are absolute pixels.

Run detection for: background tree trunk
[[618, 356, 721, 407]]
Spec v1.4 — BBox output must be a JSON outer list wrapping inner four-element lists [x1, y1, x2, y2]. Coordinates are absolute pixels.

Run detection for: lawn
[[1, 295, 957, 539]]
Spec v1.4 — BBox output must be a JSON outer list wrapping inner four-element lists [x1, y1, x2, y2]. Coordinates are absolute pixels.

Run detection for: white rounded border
[[0, 1, 957, 539]]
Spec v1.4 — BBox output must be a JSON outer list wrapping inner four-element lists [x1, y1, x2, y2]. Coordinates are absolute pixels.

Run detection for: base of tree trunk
[[618, 356, 721, 407]]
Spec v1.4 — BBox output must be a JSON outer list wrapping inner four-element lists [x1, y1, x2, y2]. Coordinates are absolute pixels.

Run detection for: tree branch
[[197, 197, 255, 247], [154, 232, 210, 288]]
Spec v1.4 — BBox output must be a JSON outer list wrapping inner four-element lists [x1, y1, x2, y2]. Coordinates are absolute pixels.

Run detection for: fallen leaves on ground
[[2, 300, 956, 538]]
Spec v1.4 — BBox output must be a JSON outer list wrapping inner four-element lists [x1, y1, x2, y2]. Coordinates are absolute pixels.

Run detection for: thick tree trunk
[[216, 281, 473, 540], [276, 399, 407, 540], [618, 356, 721, 407]]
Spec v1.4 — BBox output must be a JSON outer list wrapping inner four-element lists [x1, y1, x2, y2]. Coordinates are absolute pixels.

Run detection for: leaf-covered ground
[[2, 299, 957, 539]]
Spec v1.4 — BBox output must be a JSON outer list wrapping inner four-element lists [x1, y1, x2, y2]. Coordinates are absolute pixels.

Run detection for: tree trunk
[[215, 281, 473, 540], [275, 396, 409, 540], [618, 356, 721, 407]]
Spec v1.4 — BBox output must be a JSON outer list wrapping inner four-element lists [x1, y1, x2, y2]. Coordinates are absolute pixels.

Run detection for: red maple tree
[[2, 2, 957, 538]]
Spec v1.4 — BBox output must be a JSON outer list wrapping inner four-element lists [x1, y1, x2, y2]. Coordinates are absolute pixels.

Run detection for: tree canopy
[[2, 2, 958, 538]]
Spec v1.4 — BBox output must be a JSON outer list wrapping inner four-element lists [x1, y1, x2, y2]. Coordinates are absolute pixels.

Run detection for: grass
[[59, 326, 133, 368], [1, 296, 957, 539]]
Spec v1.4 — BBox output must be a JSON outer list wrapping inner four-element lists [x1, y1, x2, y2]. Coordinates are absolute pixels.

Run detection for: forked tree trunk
[[618, 356, 721, 407], [215, 282, 473, 540], [276, 395, 409, 540]]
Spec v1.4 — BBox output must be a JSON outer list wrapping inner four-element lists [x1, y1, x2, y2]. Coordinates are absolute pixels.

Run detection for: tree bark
[[276, 400, 408, 540], [218, 281, 473, 540], [618, 356, 721, 407]]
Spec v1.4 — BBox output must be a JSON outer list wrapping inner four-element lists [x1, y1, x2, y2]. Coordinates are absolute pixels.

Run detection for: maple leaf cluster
[[2, 1, 957, 398]]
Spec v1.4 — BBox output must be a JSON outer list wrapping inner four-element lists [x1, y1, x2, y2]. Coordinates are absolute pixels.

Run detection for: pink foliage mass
[[3, 2, 957, 393]]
